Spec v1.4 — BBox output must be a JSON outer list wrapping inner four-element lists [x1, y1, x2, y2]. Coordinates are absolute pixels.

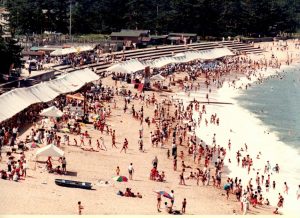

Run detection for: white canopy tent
[[76, 45, 94, 52], [40, 106, 63, 117], [50, 47, 77, 56], [150, 74, 166, 81], [35, 144, 64, 158], [106, 48, 234, 72], [107, 59, 145, 74], [0, 68, 99, 123], [173, 52, 186, 58], [147, 57, 176, 68]]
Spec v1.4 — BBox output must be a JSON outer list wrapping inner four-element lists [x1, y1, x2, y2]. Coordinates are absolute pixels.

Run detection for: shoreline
[[185, 62, 300, 215]]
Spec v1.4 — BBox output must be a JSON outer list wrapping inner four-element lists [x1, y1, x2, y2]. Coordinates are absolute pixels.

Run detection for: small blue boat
[[55, 179, 92, 190]]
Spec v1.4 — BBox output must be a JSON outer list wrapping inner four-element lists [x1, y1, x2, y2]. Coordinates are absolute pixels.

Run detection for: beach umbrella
[[223, 183, 231, 190], [154, 190, 173, 199], [113, 176, 128, 182]]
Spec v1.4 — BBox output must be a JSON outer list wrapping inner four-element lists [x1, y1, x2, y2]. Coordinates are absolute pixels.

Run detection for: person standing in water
[[283, 182, 289, 195]]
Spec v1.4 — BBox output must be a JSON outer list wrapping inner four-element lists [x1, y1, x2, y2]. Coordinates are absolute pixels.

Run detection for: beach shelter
[[76, 45, 94, 53], [173, 52, 185, 58], [150, 74, 165, 81], [35, 144, 64, 158], [106, 59, 145, 74], [40, 106, 64, 117], [66, 93, 85, 101], [50, 47, 77, 56]]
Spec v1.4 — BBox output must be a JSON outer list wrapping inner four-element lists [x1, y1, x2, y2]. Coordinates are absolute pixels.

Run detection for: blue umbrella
[[224, 183, 230, 190]]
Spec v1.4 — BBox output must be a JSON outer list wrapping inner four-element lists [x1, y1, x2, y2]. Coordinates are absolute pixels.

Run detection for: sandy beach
[[1, 40, 300, 215]]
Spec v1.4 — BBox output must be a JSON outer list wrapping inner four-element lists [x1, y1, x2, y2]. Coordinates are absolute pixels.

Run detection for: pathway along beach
[[0, 40, 300, 215]]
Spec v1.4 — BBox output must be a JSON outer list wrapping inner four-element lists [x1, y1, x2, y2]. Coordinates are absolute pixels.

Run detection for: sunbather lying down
[[80, 147, 99, 152], [117, 188, 142, 198]]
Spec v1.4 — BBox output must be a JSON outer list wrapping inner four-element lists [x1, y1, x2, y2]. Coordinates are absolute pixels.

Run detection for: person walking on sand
[[78, 201, 84, 215], [116, 166, 120, 176], [157, 193, 162, 212], [179, 169, 186, 185], [112, 130, 117, 148], [120, 138, 128, 153], [242, 193, 249, 215], [170, 190, 175, 208], [79, 134, 85, 146], [152, 156, 158, 168], [61, 157, 67, 174], [182, 198, 187, 214], [99, 137, 107, 151], [128, 163, 134, 180]]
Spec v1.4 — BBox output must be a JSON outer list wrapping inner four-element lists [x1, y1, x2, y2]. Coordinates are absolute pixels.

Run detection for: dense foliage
[[5, 0, 300, 36], [0, 37, 22, 75]]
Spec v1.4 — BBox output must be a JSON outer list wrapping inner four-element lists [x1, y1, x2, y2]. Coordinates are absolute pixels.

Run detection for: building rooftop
[[169, 32, 197, 37], [111, 29, 149, 37]]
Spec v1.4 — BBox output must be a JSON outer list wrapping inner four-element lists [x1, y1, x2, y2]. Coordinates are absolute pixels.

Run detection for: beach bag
[[117, 191, 124, 196]]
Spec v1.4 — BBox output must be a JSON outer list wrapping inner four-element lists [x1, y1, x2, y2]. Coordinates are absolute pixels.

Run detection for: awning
[[168, 36, 181, 41], [35, 144, 64, 158], [105, 48, 234, 71], [66, 93, 85, 101], [40, 106, 63, 117], [0, 68, 99, 123]]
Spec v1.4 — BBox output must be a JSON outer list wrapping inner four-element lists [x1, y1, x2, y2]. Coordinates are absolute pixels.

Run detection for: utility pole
[[156, 4, 158, 35], [69, 0, 72, 41]]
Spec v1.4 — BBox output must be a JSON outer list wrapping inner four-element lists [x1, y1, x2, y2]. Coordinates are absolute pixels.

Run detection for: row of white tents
[[50, 45, 94, 56], [106, 47, 234, 74], [0, 68, 99, 123]]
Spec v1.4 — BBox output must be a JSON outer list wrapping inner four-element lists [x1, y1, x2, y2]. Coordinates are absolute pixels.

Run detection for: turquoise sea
[[235, 64, 300, 151]]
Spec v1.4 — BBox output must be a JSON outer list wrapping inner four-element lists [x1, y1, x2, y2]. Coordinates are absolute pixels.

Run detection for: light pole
[[69, 0, 72, 41]]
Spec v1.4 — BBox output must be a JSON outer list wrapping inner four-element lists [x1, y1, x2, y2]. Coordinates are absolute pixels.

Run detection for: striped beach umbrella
[[154, 190, 173, 199], [113, 176, 128, 182]]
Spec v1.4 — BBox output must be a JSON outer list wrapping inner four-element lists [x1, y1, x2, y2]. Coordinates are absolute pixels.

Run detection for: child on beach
[[78, 201, 84, 215], [182, 198, 187, 214], [116, 166, 120, 176]]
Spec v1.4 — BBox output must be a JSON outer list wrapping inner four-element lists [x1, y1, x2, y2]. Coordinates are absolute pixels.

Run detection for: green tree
[[4, 0, 300, 36], [0, 37, 22, 75]]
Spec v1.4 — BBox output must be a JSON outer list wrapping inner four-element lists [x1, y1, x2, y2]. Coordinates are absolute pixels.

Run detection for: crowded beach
[[0, 39, 300, 215]]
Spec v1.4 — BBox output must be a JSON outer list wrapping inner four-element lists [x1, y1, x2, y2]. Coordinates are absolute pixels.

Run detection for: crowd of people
[[1, 39, 300, 215]]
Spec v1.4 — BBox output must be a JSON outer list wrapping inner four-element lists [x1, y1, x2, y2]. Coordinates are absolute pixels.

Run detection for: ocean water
[[177, 64, 300, 214], [235, 65, 300, 152]]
